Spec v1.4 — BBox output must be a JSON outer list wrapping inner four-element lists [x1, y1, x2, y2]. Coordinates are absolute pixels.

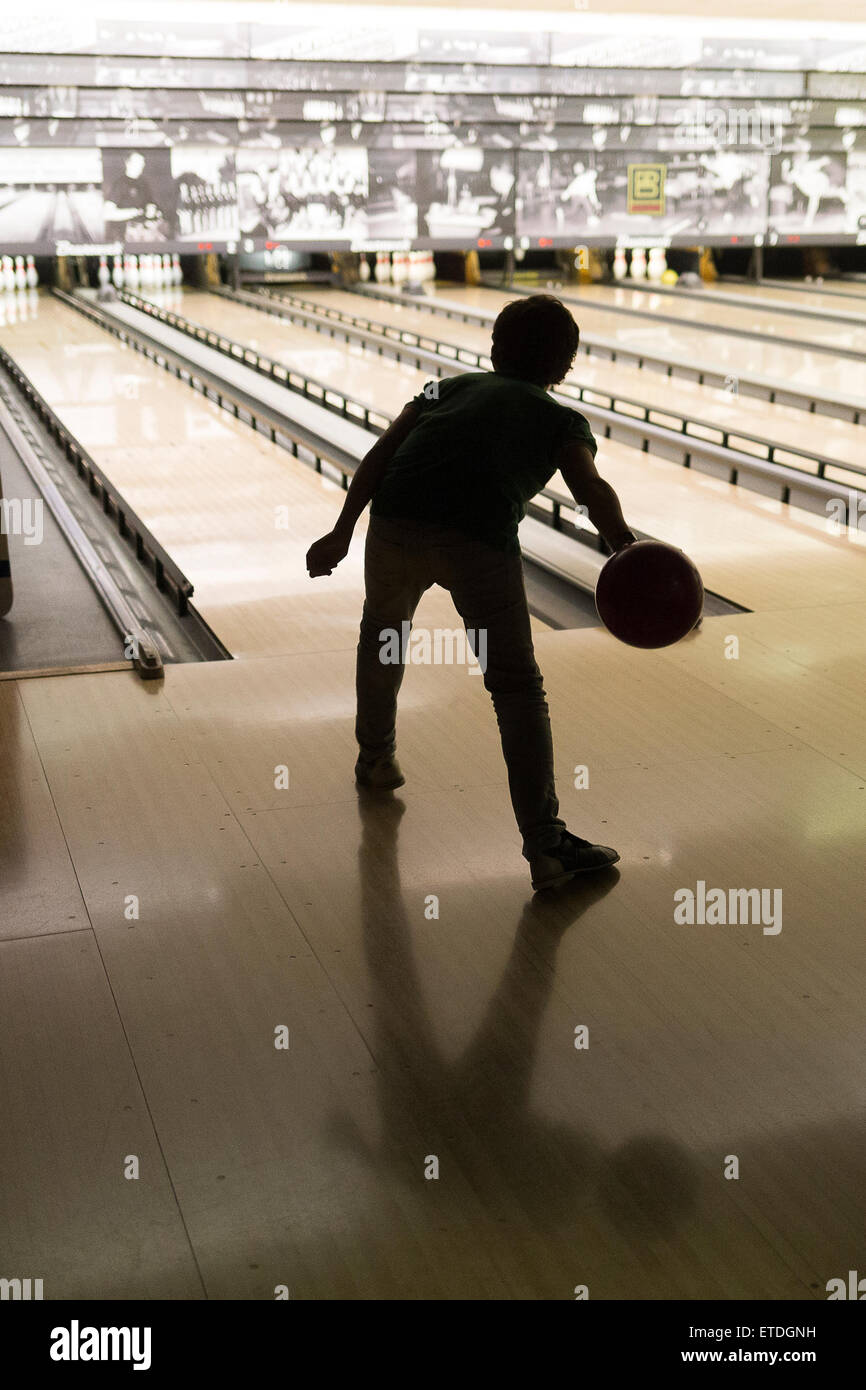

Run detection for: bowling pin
[[613, 247, 628, 281], [14, 255, 26, 291], [97, 254, 110, 289], [112, 254, 124, 290], [25, 254, 38, 289], [629, 247, 647, 279], [406, 251, 422, 289], [2, 256, 15, 293], [374, 251, 389, 283], [358, 254, 371, 282], [424, 250, 435, 283], [161, 253, 172, 286], [127, 255, 139, 290], [647, 247, 666, 283], [171, 252, 182, 286], [389, 251, 402, 285]]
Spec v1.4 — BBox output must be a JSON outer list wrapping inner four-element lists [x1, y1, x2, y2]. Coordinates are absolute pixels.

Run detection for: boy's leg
[[435, 536, 566, 859], [356, 518, 429, 766]]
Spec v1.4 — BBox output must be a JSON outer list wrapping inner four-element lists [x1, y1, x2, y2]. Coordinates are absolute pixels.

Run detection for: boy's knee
[[484, 663, 546, 700]]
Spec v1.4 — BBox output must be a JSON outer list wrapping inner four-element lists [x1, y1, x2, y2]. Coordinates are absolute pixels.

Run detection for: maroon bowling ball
[[595, 539, 704, 649]]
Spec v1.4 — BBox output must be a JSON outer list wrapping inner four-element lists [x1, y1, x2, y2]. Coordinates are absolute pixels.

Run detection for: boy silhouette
[[306, 294, 636, 889]]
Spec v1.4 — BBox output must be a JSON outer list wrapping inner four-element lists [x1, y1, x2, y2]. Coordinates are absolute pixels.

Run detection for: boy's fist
[[306, 529, 350, 577]]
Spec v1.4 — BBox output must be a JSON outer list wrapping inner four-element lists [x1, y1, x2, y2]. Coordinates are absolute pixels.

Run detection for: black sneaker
[[530, 831, 620, 891], [355, 754, 405, 790]]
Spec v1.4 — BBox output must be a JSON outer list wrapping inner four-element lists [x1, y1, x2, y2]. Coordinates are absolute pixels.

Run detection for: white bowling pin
[[406, 251, 422, 288], [647, 247, 666, 283], [112, 254, 124, 289], [14, 255, 26, 290], [629, 247, 647, 279], [613, 247, 628, 280], [127, 255, 139, 290], [97, 254, 110, 288], [2, 256, 16, 292], [161, 253, 172, 286], [171, 252, 182, 286], [424, 250, 435, 283], [374, 251, 389, 283], [358, 254, 371, 282], [25, 254, 38, 289]]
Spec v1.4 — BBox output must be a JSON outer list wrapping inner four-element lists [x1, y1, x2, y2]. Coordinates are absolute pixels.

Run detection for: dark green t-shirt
[[371, 371, 597, 552]]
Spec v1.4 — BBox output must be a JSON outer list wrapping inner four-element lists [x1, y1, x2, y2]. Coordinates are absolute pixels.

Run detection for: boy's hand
[[306, 529, 350, 577]]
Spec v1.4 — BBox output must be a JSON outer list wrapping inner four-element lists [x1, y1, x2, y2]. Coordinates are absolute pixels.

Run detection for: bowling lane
[[400, 282, 866, 409], [534, 280, 866, 356], [281, 284, 866, 477], [177, 288, 425, 419], [764, 278, 866, 304], [153, 287, 866, 613], [706, 279, 866, 322], [0, 294, 463, 656]]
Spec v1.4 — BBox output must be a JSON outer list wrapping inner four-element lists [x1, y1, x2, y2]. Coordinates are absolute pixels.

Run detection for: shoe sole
[[532, 851, 620, 892], [355, 772, 406, 790]]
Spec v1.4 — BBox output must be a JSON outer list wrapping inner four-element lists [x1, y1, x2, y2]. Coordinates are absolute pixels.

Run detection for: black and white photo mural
[[417, 147, 515, 244], [769, 151, 852, 236], [170, 146, 239, 242], [236, 144, 368, 241], [0, 146, 104, 246], [102, 147, 175, 243], [360, 150, 418, 240]]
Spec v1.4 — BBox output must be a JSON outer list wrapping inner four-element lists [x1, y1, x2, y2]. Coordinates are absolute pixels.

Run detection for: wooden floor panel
[[0, 930, 203, 1299], [0, 682, 89, 940]]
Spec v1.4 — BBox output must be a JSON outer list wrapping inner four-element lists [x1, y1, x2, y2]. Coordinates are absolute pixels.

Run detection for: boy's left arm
[[306, 401, 421, 577]]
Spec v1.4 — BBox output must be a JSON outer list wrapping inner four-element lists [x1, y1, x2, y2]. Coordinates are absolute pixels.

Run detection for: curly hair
[[490, 294, 580, 388]]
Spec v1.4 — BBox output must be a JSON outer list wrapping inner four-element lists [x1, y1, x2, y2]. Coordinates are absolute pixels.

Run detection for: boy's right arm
[[555, 440, 636, 552]]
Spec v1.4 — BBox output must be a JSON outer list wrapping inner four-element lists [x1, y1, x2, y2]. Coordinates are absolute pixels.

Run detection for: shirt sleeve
[[558, 407, 598, 458]]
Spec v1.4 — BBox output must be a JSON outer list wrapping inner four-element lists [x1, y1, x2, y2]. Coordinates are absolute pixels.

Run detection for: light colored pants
[[356, 516, 566, 858]]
